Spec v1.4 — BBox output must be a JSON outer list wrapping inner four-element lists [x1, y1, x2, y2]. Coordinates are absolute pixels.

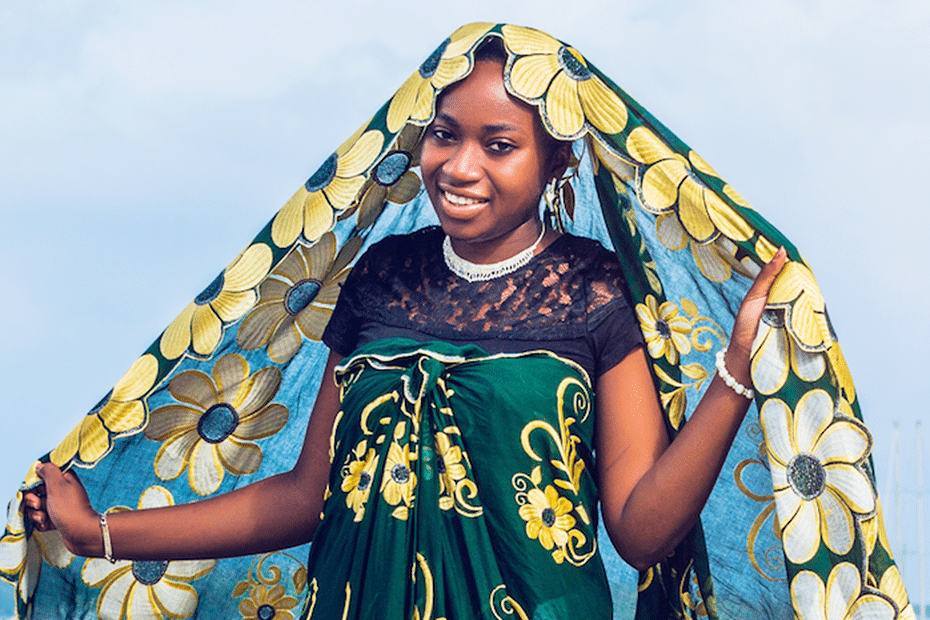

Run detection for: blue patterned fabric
[[0, 23, 911, 620]]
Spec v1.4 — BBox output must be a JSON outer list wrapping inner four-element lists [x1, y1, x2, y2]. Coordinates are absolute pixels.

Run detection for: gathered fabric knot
[[400, 356, 448, 413]]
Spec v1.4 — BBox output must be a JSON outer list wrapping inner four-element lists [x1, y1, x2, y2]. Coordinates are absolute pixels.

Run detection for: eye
[[430, 127, 455, 142], [488, 140, 515, 154]]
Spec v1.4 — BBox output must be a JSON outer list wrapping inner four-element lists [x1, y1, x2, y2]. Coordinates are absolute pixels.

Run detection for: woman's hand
[[729, 246, 788, 359], [716, 247, 789, 389], [24, 463, 100, 556]]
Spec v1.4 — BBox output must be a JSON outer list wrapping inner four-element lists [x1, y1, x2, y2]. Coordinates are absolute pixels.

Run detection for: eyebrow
[[434, 112, 525, 135]]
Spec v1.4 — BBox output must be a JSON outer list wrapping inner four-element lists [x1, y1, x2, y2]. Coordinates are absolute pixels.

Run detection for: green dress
[[302, 339, 612, 619]]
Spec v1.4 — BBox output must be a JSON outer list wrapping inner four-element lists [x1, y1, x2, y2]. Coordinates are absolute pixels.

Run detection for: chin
[[437, 219, 488, 244], [432, 207, 487, 241]]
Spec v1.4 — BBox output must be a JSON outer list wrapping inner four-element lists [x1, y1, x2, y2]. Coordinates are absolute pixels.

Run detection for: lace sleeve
[[586, 256, 645, 377], [321, 245, 375, 356]]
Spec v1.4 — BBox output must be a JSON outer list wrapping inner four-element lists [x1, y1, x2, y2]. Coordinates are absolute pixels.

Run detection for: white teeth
[[443, 191, 485, 206]]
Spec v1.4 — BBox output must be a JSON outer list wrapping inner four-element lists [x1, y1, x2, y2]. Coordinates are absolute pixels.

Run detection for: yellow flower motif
[[434, 431, 467, 509], [879, 566, 916, 620], [502, 24, 627, 139], [767, 261, 831, 350], [160, 243, 273, 359], [0, 491, 74, 605], [626, 126, 753, 245], [82, 487, 215, 620], [237, 233, 357, 363], [750, 308, 827, 396], [635, 295, 693, 364], [145, 353, 289, 496], [518, 485, 576, 559], [826, 342, 856, 406], [341, 439, 379, 522], [723, 184, 753, 210], [860, 496, 892, 558], [50, 354, 159, 465], [239, 583, 300, 620], [791, 563, 895, 620], [354, 124, 424, 230], [761, 390, 875, 563], [381, 440, 417, 510], [271, 129, 384, 247], [385, 23, 494, 133]]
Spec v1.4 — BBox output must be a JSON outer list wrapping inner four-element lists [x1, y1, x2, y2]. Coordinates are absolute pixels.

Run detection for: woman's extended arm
[[24, 351, 344, 561], [596, 248, 787, 570]]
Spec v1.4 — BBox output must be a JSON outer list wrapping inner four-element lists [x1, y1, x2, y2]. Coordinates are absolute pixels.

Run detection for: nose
[[442, 140, 482, 185]]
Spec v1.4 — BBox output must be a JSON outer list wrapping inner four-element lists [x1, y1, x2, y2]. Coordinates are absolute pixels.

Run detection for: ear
[[547, 141, 572, 181]]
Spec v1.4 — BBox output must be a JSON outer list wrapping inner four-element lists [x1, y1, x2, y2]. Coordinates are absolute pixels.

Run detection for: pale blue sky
[[2, 0, 928, 615]]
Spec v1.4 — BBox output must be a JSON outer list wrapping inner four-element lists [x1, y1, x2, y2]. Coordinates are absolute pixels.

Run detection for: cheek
[[418, 145, 444, 214], [504, 158, 548, 203], [418, 143, 442, 187]]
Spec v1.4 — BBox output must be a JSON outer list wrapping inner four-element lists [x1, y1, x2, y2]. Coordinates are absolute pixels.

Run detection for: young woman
[[9, 24, 904, 620]]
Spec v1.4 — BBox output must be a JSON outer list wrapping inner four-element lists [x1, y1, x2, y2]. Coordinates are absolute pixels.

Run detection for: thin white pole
[[885, 423, 896, 513], [895, 422, 904, 580], [917, 421, 925, 620]]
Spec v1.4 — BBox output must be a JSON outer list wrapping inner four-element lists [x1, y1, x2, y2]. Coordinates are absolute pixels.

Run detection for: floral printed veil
[[0, 23, 911, 620]]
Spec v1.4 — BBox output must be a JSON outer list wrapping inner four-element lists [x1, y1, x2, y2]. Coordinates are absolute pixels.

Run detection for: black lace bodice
[[323, 226, 643, 379]]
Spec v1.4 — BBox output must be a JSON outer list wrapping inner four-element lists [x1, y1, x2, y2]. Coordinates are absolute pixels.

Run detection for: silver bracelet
[[99, 511, 116, 563], [715, 349, 754, 400]]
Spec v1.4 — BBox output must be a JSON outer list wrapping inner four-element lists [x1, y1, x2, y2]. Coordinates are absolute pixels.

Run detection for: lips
[[443, 190, 486, 206], [438, 189, 489, 218]]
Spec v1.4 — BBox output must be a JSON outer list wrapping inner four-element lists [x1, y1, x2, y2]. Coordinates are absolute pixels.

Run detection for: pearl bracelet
[[99, 511, 116, 564], [715, 349, 754, 400]]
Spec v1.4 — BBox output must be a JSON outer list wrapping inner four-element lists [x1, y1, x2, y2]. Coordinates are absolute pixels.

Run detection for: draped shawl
[[0, 22, 912, 620]]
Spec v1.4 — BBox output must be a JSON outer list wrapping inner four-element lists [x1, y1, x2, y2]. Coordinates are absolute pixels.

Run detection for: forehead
[[435, 60, 543, 134]]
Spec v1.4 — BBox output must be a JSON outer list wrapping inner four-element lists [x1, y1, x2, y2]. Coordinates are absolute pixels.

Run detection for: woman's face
[[420, 58, 564, 261]]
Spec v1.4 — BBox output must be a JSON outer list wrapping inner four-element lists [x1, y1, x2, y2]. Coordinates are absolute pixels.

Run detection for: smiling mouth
[[442, 190, 488, 208]]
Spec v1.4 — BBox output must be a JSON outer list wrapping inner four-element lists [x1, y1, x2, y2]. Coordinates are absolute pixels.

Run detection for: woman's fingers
[[746, 246, 788, 302], [24, 504, 53, 532], [35, 462, 63, 488], [729, 247, 789, 356], [32, 462, 92, 535], [27, 508, 49, 531], [23, 487, 46, 510], [23, 481, 53, 530], [35, 462, 85, 499], [28, 466, 58, 530]]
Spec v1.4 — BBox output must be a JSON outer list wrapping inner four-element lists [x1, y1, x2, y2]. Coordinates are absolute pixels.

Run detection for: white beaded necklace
[[442, 226, 547, 282]]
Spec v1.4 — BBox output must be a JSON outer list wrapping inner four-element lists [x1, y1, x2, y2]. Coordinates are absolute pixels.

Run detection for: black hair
[[473, 35, 507, 64]]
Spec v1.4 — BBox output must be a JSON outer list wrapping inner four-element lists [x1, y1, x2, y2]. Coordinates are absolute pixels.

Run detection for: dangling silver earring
[[544, 177, 563, 233], [544, 172, 577, 233], [544, 145, 581, 233]]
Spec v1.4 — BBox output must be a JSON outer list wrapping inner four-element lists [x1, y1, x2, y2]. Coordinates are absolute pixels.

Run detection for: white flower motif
[[791, 563, 894, 620], [761, 389, 875, 563], [81, 487, 215, 620], [750, 308, 827, 396]]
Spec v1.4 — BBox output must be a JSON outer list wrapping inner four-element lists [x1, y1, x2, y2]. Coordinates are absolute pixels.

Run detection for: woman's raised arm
[[596, 248, 787, 570], [23, 350, 344, 561]]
